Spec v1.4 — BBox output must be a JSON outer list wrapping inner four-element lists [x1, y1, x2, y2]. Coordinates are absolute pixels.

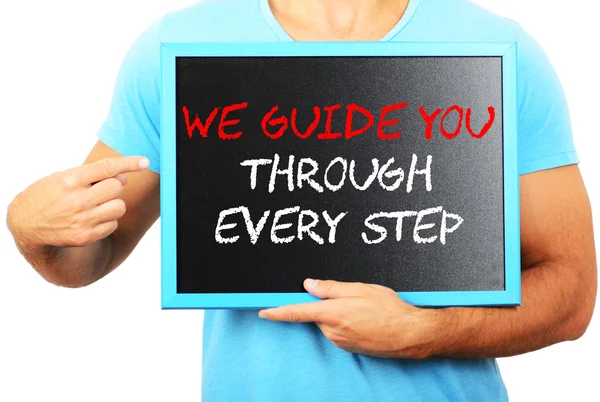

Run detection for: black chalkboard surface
[[160, 43, 520, 308]]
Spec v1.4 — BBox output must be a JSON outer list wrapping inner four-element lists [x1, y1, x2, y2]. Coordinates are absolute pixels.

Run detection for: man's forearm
[[8, 206, 115, 288], [425, 260, 596, 359]]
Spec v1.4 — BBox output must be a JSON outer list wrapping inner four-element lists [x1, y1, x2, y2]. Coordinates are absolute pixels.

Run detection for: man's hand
[[259, 165, 596, 361], [6, 144, 159, 289], [259, 278, 440, 359], [7, 156, 149, 249]]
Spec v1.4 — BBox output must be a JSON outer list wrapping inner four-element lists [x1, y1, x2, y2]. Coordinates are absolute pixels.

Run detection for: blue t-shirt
[[98, 0, 579, 400]]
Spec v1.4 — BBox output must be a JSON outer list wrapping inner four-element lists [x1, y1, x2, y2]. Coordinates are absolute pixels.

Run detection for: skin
[[6, 0, 597, 360], [260, 164, 598, 359], [7, 143, 159, 288], [268, 0, 410, 41]]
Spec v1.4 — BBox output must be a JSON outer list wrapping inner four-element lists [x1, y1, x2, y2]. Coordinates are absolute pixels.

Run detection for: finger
[[86, 177, 124, 207], [304, 279, 370, 299], [88, 220, 119, 243], [90, 174, 128, 187], [89, 199, 127, 224], [78, 156, 149, 185], [258, 301, 334, 323], [114, 174, 128, 185]]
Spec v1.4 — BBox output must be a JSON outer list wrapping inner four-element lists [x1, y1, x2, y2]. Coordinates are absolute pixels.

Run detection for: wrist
[[6, 196, 28, 246], [387, 305, 447, 359], [423, 307, 480, 358], [7, 195, 59, 262], [414, 307, 448, 359]]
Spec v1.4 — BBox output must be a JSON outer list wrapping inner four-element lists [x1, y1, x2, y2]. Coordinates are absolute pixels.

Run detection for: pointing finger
[[79, 156, 149, 185]]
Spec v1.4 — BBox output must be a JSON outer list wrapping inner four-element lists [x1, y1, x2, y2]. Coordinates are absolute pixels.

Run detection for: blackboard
[[160, 43, 520, 309]]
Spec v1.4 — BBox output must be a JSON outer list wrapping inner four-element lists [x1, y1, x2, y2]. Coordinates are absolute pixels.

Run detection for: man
[[6, 0, 596, 400]]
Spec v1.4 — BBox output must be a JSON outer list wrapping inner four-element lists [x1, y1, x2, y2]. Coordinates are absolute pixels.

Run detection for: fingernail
[[115, 174, 128, 185], [139, 158, 150, 169], [305, 278, 320, 289], [258, 310, 267, 318]]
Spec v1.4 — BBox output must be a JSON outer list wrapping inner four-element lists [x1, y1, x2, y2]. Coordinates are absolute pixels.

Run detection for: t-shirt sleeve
[[96, 19, 162, 173], [516, 25, 578, 176]]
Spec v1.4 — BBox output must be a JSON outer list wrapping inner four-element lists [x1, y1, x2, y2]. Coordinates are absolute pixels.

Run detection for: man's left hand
[[258, 279, 441, 359]]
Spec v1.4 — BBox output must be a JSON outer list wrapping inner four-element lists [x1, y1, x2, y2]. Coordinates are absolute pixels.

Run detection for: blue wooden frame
[[160, 42, 520, 309]]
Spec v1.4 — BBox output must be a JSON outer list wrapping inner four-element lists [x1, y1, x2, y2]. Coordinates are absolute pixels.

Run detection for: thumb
[[304, 279, 368, 299]]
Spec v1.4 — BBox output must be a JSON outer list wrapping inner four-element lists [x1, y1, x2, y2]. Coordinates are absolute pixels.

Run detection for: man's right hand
[[7, 156, 149, 249]]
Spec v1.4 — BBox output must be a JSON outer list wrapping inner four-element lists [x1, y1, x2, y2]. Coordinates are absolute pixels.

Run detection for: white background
[[0, 1, 598, 401]]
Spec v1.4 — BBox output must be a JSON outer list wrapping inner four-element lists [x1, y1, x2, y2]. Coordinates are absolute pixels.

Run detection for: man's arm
[[7, 140, 159, 288], [432, 164, 596, 358], [259, 164, 597, 359]]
